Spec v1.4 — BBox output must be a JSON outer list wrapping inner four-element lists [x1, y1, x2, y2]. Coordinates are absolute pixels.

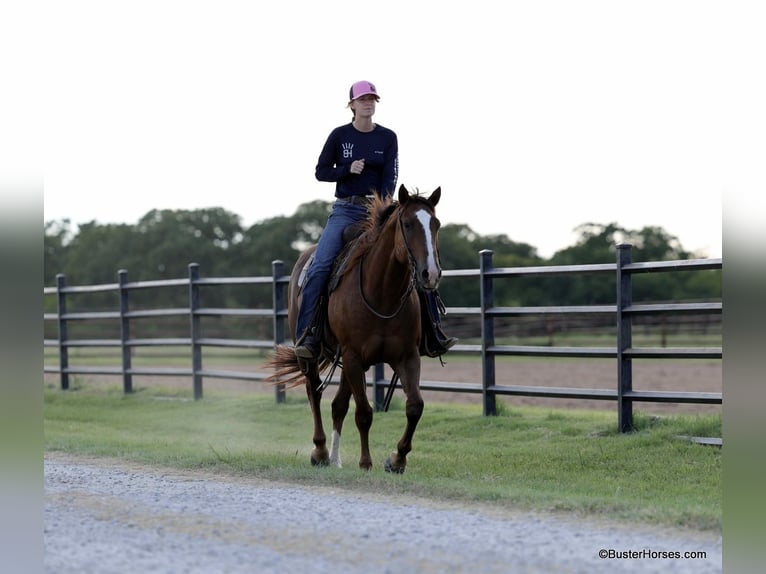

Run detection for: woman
[[294, 80, 456, 361]]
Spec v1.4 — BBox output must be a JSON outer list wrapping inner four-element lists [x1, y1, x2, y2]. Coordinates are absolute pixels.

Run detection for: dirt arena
[[416, 358, 722, 415]]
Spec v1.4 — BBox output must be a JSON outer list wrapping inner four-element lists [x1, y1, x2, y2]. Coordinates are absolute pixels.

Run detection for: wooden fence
[[43, 243, 722, 433]]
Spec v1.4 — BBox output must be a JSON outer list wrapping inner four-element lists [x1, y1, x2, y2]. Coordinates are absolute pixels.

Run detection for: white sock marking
[[329, 430, 342, 468]]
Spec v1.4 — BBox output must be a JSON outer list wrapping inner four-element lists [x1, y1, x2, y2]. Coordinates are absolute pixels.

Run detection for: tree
[[134, 207, 244, 279], [629, 225, 690, 261], [237, 200, 333, 275], [62, 221, 139, 284], [44, 219, 73, 287], [44, 206, 719, 310]]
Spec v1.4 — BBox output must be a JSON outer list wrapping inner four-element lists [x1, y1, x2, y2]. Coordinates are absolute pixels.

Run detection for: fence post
[[189, 263, 203, 400], [616, 243, 634, 432], [271, 260, 286, 404], [373, 363, 385, 411], [118, 269, 133, 394], [55, 273, 69, 391], [480, 249, 497, 416]]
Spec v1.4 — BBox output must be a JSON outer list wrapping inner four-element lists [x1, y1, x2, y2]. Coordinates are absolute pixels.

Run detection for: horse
[[264, 184, 443, 473]]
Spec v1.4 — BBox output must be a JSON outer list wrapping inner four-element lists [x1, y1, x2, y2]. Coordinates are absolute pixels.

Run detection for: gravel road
[[44, 454, 721, 574]]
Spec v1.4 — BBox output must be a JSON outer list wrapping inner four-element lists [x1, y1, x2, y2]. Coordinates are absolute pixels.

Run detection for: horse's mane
[[343, 194, 397, 271], [344, 189, 434, 272]]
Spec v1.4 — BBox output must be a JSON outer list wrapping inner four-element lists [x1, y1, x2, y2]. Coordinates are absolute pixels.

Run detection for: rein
[[357, 206, 417, 320]]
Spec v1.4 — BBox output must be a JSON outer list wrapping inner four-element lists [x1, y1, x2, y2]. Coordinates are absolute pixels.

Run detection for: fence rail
[[43, 244, 722, 433]]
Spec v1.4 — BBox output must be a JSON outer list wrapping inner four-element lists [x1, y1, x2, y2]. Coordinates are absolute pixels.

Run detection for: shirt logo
[[342, 143, 354, 159]]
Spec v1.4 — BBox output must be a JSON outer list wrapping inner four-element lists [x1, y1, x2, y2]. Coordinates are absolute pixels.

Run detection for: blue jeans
[[296, 200, 369, 338]]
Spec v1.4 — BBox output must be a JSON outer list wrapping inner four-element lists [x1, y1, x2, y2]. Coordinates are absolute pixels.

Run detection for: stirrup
[[294, 327, 321, 361], [295, 339, 320, 361], [440, 336, 458, 351], [423, 337, 458, 358], [421, 325, 458, 358]]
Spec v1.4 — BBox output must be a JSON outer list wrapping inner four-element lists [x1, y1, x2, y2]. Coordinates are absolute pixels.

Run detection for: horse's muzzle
[[417, 267, 441, 291]]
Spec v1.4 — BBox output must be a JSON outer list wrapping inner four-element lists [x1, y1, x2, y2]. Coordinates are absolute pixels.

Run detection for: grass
[[44, 380, 721, 533]]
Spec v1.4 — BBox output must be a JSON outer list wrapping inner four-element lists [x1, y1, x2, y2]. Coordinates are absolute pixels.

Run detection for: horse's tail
[[263, 345, 306, 387], [263, 345, 334, 388]]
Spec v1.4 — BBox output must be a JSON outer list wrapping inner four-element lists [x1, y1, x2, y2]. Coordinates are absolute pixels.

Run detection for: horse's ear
[[428, 187, 441, 207], [398, 184, 410, 204]]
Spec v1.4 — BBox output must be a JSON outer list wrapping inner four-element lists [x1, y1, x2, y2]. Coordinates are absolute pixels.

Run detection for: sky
[[22, 2, 766, 258]]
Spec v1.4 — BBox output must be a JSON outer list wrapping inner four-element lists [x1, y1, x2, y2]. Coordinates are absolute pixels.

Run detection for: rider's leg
[[419, 290, 458, 358], [295, 202, 367, 360]]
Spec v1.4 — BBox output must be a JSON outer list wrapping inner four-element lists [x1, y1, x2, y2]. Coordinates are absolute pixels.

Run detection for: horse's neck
[[363, 220, 410, 292]]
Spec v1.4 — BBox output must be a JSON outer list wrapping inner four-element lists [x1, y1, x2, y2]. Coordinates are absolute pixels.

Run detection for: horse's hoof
[[311, 455, 329, 467], [310, 448, 330, 467], [384, 456, 405, 474]]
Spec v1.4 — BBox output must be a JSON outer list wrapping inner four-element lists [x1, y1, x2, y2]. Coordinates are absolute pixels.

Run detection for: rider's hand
[[350, 159, 365, 175]]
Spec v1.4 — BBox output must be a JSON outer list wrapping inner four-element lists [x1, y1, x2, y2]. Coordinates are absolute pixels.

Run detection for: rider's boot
[[294, 327, 321, 362], [419, 290, 458, 358], [421, 318, 458, 358]]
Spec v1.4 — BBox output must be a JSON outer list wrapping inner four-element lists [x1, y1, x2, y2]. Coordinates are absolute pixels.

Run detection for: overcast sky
[[27, 1, 765, 258]]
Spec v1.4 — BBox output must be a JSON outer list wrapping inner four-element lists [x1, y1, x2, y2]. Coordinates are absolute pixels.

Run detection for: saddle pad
[[328, 237, 360, 293]]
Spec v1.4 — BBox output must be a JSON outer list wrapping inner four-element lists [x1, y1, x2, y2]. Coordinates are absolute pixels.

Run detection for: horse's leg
[[343, 359, 374, 470], [329, 375, 353, 468], [304, 368, 329, 466], [385, 356, 424, 474]]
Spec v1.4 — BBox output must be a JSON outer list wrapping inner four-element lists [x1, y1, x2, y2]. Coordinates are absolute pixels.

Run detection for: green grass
[[44, 382, 721, 532]]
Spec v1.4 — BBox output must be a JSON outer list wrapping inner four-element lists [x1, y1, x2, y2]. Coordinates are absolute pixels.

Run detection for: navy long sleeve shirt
[[315, 122, 399, 199]]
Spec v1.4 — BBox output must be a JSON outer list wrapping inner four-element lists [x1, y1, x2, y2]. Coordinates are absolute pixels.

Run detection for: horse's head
[[396, 184, 442, 291]]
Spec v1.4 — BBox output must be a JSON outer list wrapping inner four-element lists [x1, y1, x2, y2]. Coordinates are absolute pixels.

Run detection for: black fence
[[43, 244, 722, 433]]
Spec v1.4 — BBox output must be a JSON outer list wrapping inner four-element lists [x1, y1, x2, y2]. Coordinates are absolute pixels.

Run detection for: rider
[[294, 80, 457, 361]]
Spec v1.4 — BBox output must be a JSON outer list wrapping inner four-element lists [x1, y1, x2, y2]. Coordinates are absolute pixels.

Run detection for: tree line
[[44, 201, 721, 313]]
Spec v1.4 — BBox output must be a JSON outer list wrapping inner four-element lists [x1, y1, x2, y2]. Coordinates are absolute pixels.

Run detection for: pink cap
[[349, 80, 379, 101]]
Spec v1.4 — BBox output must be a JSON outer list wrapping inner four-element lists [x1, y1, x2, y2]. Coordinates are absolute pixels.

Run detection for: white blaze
[[415, 209, 440, 287]]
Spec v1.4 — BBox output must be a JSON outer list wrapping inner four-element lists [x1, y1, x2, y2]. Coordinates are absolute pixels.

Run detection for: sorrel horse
[[265, 185, 443, 473]]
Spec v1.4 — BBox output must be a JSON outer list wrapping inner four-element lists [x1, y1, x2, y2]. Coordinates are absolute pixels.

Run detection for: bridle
[[357, 202, 428, 319]]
